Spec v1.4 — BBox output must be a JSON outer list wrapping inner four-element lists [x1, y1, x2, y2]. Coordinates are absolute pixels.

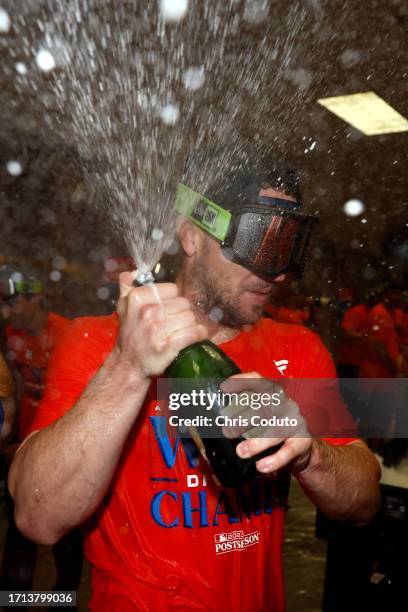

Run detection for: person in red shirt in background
[[339, 287, 404, 379], [9, 152, 380, 611], [0, 266, 69, 439], [265, 288, 310, 325], [0, 265, 82, 596], [386, 286, 408, 375], [364, 301, 400, 378], [338, 300, 368, 378]]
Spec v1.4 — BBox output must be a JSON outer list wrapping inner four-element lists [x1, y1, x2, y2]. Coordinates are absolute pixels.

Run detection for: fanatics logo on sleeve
[[214, 530, 261, 555], [273, 359, 288, 375]]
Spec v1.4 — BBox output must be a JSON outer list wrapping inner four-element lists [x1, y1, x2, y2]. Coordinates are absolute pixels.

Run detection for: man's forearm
[[294, 439, 381, 525], [9, 348, 150, 545]]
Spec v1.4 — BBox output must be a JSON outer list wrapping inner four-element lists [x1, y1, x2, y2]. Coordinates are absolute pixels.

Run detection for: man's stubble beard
[[189, 258, 262, 328]]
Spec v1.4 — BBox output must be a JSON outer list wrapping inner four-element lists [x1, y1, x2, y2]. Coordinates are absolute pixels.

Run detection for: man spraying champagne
[[9, 149, 380, 611]]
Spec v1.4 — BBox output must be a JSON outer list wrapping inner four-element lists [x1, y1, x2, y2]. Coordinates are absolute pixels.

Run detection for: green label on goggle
[[175, 183, 231, 242], [14, 279, 43, 294]]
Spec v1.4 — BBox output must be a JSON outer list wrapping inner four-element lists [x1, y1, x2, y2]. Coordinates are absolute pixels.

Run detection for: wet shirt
[[28, 314, 356, 612], [6, 312, 69, 439]]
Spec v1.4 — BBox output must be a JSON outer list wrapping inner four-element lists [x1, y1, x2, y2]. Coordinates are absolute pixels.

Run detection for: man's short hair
[[182, 143, 302, 213]]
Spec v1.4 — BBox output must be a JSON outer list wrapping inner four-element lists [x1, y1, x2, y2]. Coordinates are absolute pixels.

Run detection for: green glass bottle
[[166, 340, 278, 488]]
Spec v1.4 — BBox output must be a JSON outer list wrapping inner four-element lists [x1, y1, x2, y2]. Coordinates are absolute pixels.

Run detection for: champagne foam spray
[[135, 270, 154, 285], [134, 268, 164, 317]]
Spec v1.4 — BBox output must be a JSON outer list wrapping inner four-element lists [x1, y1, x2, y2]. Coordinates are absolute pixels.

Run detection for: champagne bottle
[[165, 340, 279, 488]]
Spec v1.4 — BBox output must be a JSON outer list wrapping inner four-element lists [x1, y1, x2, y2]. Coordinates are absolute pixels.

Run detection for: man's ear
[[177, 219, 200, 257]]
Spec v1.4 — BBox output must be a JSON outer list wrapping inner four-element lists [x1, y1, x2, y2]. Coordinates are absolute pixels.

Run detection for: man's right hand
[[115, 271, 207, 378]]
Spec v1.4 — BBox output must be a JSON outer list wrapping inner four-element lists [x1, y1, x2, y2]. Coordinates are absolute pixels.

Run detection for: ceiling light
[[317, 91, 408, 136]]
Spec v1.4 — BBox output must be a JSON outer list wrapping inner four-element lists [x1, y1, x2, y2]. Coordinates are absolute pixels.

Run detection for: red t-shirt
[[28, 314, 356, 612], [6, 313, 69, 440]]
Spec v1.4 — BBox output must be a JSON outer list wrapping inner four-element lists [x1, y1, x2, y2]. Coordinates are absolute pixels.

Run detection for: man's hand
[[221, 372, 380, 524], [220, 372, 312, 475], [115, 271, 207, 378]]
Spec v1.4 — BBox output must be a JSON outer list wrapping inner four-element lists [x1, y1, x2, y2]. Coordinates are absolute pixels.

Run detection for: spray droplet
[[243, 0, 269, 24], [0, 8, 10, 33], [152, 227, 164, 241], [6, 161, 23, 176], [159, 0, 189, 22], [343, 199, 364, 217], [165, 240, 180, 255], [340, 48, 362, 68], [52, 255, 66, 270], [11, 272, 23, 283], [15, 62, 27, 75], [97, 286, 110, 300], [104, 258, 118, 273], [160, 104, 179, 125], [49, 270, 62, 282], [182, 66, 205, 91], [36, 49, 56, 72], [209, 307, 224, 323]]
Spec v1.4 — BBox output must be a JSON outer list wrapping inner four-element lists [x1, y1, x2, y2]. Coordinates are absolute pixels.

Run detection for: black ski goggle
[[175, 183, 319, 282]]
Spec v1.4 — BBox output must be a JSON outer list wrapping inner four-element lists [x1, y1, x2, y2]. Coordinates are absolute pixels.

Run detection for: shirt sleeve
[[286, 327, 359, 446], [26, 316, 117, 437]]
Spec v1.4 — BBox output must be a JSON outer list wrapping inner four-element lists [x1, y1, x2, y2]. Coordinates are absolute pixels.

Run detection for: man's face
[[187, 189, 294, 328]]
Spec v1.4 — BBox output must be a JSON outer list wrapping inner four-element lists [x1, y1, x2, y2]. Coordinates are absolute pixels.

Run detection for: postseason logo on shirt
[[214, 529, 261, 555]]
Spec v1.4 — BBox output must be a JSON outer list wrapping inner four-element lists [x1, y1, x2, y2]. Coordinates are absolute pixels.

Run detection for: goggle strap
[[175, 183, 231, 242]]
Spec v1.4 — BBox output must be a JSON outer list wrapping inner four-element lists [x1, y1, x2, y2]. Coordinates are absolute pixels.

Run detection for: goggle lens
[[224, 209, 318, 280]]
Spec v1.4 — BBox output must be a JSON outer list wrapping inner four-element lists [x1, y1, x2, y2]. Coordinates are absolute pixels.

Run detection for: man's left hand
[[220, 372, 312, 475]]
